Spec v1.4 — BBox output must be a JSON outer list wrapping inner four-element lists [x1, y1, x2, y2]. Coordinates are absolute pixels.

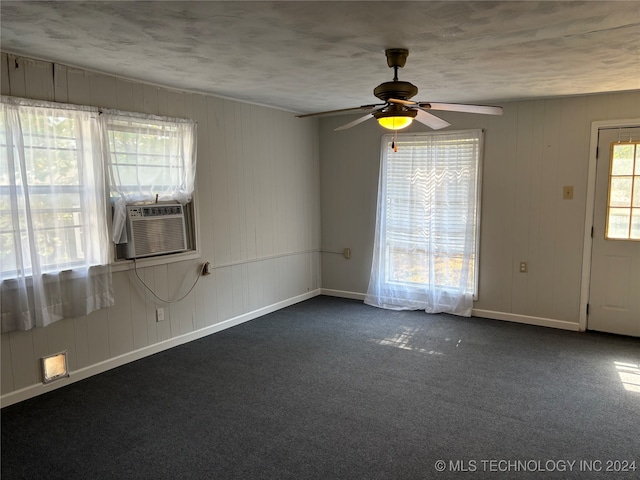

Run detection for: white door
[[588, 127, 640, 337]]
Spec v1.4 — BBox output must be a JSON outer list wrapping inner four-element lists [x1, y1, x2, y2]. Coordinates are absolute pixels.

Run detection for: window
[[102, 112, 197, 247], [101, 111, 197, 253], [0, 97, 197, 333], [365, 130, 483, 317], [606, 142, 640, 240], [0, 100, 109, 278], [1, 97, 113, 332]]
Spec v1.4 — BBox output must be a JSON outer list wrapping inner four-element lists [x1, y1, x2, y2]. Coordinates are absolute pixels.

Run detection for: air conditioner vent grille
[[131, 217, 186, 257], [125, 204, 187, 259]]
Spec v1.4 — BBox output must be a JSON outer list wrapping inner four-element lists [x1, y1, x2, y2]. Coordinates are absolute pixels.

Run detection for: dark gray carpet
[[2, 296, 639, 479]]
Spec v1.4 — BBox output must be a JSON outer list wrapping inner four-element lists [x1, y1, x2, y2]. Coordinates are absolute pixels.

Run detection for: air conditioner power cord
[[132, 259, 206, 304]]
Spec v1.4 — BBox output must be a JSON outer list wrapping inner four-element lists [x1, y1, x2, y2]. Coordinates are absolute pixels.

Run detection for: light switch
[[563, 186, 574, 200]]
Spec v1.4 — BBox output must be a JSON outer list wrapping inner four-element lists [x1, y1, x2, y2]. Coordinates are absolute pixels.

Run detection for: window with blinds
[[380, 130, 483, 295]]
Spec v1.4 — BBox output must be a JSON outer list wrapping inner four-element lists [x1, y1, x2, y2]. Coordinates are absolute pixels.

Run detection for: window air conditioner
[[125, 204, 187, 259]]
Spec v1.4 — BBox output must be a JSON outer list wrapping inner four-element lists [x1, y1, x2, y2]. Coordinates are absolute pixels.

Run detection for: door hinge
[[596, 146, 599, 159], [591, 226, 594, 238], [586, 303, 590, 315]]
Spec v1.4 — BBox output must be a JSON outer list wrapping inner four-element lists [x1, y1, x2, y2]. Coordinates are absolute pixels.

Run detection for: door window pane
[[607, 208, 631, 239], [631, 209, 640, 240], [610, 177, 633, 207], [606, 142, 640, 240]]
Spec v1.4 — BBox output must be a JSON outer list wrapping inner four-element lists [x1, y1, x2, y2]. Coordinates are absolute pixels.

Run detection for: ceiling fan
[[297, 48, 503, 131]]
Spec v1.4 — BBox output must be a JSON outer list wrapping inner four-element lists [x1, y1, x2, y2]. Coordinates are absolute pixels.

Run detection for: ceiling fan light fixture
[[377, 116, 414, 130], [375, 108, 417, 131]]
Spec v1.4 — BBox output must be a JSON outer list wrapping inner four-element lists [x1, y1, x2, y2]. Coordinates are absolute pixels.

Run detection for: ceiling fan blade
[[335, 113, 374, 131], [297, 103, 385, 118], [419, 102, 503, 115], [414, 109, 451, 130]]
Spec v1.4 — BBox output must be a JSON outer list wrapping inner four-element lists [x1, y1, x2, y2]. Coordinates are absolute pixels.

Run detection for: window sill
[[110, 249, 201, 273], [380, 282, 478, 302]]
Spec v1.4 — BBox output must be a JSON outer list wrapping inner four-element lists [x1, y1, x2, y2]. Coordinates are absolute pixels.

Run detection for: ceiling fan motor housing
[[373, 81, 419, 102], [373, 104, 417, 120]]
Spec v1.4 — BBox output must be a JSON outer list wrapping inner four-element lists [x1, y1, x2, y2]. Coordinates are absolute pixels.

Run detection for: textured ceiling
[[1, 1, 639, 114]]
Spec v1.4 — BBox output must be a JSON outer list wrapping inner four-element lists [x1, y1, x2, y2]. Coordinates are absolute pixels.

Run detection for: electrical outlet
[[202, 261, 211, 276], [156, 307, 165, 322], [519, 262, 528, 273], [563, 186, 574, 200]]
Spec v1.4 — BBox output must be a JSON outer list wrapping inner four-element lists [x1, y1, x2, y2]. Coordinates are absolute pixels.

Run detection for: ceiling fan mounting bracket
[[385, 48, 409, 69]]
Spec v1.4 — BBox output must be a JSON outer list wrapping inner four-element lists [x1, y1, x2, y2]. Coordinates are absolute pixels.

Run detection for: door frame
[[579, 118, 640, 332]]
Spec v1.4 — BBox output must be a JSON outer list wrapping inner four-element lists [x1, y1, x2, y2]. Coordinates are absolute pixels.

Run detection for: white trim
[[580, 118, 640, 333], [111, 249, 202, 272], [471, 309, 579, 331], [112, 248, 323, 273], [320, 288, 579, 331], [321, 288, 366, 300], [1, 289, 322, 408]]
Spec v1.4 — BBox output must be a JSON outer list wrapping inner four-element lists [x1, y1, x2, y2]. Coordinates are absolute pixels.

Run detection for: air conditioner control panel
[[127, 205, 183, 218]]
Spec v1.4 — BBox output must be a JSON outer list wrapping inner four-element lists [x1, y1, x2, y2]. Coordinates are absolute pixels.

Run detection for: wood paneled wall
[[0, 53, 321, 397], [320, 90, 640, 324]]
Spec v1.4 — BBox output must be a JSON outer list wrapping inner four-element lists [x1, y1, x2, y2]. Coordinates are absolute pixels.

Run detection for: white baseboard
[[1, 289, 322, 408], [3, 289, 580, 407], [471, 309, 580, 331], [320, 288, 366, 300], [320, 289, 580, 331]]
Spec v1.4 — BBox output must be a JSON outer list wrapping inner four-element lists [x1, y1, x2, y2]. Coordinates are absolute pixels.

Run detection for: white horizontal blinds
[[365, 129, 483, 317], [102, 112, 196, 243], [385, 133, 480, 291]]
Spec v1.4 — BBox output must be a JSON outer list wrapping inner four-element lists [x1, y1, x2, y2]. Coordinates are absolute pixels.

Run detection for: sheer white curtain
[[365, 130, 483, 317], [0, 97, 113, 333], [100, 111, 197, 243]]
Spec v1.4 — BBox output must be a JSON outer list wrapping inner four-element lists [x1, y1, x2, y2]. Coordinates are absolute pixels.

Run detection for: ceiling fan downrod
[[385, 47, 409, 83], [373, 48, 418, 103]]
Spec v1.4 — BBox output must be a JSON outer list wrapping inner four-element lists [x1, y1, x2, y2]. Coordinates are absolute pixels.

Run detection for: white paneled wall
[[0, 53, 321, 400], [320, 90, 640, 325]]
